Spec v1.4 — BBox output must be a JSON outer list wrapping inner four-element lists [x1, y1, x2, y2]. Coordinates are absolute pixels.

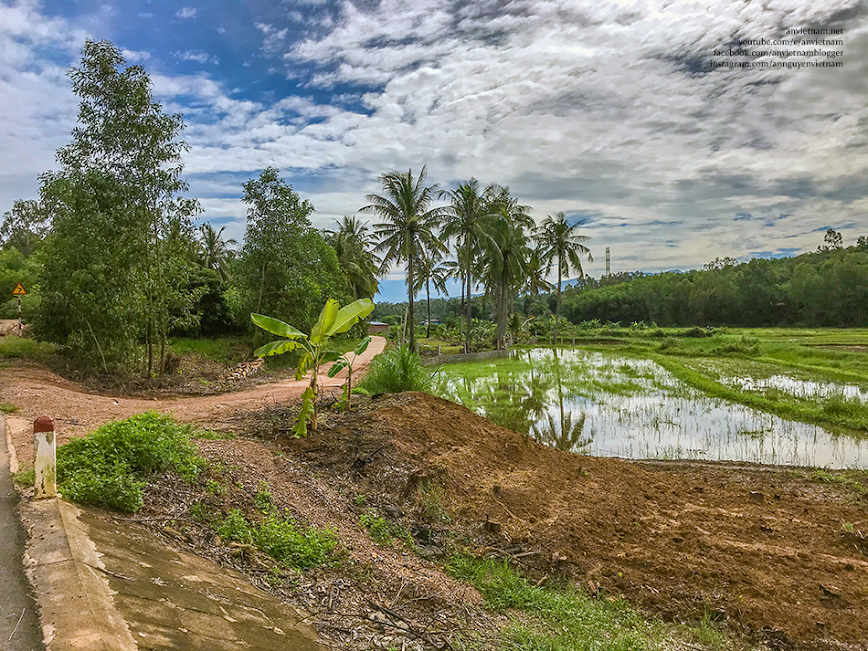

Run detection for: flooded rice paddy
[[439, 349, 868, 468]]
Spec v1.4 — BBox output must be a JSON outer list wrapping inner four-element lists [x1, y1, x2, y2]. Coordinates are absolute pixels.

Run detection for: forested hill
[[560, 241, 868, 327]]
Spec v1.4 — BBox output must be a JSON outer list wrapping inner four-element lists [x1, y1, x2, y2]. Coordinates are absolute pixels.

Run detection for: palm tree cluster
[[353, 166, 593, 350]]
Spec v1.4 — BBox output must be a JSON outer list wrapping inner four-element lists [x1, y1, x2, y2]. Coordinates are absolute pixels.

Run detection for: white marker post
[[33, 416, 56, 499]]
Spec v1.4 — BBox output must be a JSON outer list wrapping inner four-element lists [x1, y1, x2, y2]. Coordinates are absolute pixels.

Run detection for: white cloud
[[1, 0, 866, 280], [173, 50, 219, 65], [176, 7, 197, 20], [121, 48, 151, 62]]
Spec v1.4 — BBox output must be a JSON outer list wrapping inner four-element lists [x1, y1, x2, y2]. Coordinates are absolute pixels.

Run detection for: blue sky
[[1, 0, 867, 303]]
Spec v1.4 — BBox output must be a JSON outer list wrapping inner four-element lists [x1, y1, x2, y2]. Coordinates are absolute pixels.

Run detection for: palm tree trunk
[[554, 261, 562, 346], [407, 257, 416, 351], [465, 269, 472, 353], [426, 277, 432, 338]]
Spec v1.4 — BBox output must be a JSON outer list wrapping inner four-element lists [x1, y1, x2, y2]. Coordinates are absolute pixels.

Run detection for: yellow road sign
[[12, 283, 26, 295]]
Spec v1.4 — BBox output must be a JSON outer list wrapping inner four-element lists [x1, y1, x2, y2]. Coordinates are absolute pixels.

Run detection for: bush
[[57, 412, 206, 512], [358, 344, 436, 394]]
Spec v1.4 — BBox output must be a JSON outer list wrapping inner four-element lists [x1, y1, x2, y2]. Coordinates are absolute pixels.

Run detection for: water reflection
[[439, 349, 868, 469]]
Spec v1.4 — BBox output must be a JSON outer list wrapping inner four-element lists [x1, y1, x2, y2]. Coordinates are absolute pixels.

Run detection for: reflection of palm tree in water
[[532, 354, 593, 452], [482, 368, 548, 435]]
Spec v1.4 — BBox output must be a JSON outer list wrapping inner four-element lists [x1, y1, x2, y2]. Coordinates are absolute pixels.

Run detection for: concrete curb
[[7, 418, 136, 651], [21, 499, 138, 651]]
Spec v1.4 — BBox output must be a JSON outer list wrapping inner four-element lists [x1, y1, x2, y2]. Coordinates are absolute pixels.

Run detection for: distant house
[[368, 321, 390, 335]]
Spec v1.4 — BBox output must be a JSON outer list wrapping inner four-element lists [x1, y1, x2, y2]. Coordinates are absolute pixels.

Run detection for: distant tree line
[[559, 236, 868, 327]]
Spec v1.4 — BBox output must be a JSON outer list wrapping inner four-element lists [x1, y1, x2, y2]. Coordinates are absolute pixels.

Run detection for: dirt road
[[1, 336, 386, 465]]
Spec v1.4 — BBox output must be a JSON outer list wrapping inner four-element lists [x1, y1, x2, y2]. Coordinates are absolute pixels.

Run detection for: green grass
[[13, 466, 34, 486], [169, 336, 252, 363], [57, 412, 207, 512], [217, 508, 338, 569], [447, 554, 734, 651], [0, 336, 56, 361], [0, 401, 17, 413], [795, 468, 868, 498]]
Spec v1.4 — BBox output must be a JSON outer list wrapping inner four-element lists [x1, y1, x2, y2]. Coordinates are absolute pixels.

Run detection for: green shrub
[[57, 412, 206, 512], [359, 344, 436, 394], [0, 401, 18, 413]]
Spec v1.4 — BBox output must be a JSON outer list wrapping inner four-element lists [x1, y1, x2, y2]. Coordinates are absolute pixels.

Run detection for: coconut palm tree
[[198, 223, 237, 281], [535, 212, 592, 346], [360, 167, 446, 350], [325, 216, 380, 299], [414, 253, 454, 338], [478, 211, 533, 349], [440, 179, 493, 352]]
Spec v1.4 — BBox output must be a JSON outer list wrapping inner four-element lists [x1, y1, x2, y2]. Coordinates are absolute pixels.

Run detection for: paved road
[[0, 418, 44, 651]]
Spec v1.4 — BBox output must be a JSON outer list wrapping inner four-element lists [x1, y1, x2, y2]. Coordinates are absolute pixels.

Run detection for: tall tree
[[198, 223, 237, 281], [360, 167, 446, 350], [479, 211, 532, 349], [37, 39, 199, 374], [413, 252, 453, 338], [325, 216, 380, 299], [440, 179, 495, 353], [0, 199, 52, 257], [237, 167, 350, 333], [535, 212, 592, 346]]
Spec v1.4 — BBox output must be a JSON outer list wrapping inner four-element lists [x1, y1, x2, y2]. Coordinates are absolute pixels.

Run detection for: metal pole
[[18, 295, 22, 336]]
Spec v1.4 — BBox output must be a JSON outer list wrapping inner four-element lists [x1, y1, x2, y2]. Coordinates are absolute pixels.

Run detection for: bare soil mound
[[269, 393, 868, 650]]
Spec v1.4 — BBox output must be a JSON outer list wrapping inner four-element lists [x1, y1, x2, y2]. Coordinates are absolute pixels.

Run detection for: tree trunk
[[407, 257, 415, 351], [554, 261, 562, 346], [426, 277, 432, 338], [465, 268, 472, 353]]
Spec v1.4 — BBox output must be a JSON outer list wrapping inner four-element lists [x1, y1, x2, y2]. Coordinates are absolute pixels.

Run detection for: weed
[[57, 412, 206, 513], [354, 494, 368, 506], [0, 401, 18, 413], [218, 508, 338, 569], [359, 509, 414, 547], [205, 479, 227, 496], [218, 508, 254, 544], [13, 466, 34, 486], [195, 429, 236, 440], [359, 345, 437, 395], [446, 554, 684, 651], [419, 482, 451, 523], [254, 481, 274, 512], [842, 522, 855, 533], [189, 501, 215, 523]]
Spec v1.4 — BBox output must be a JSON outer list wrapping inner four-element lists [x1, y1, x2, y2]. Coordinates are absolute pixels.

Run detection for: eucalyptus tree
[[360, 166, 446, 350], [37, 39, 199, 374], [0, 199, 52, 257], [198, 223, 237, 282], [440, 179, 492, 352], [535, 212, 593, 346], [325, 216, 380, 299]]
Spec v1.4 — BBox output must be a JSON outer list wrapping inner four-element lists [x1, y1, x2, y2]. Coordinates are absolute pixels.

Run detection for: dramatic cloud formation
[[0, 0, 866, 299]]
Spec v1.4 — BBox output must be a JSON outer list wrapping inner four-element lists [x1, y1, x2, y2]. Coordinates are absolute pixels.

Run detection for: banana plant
[[251, 297, 374, 436], [327, 335, 371, 411]]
